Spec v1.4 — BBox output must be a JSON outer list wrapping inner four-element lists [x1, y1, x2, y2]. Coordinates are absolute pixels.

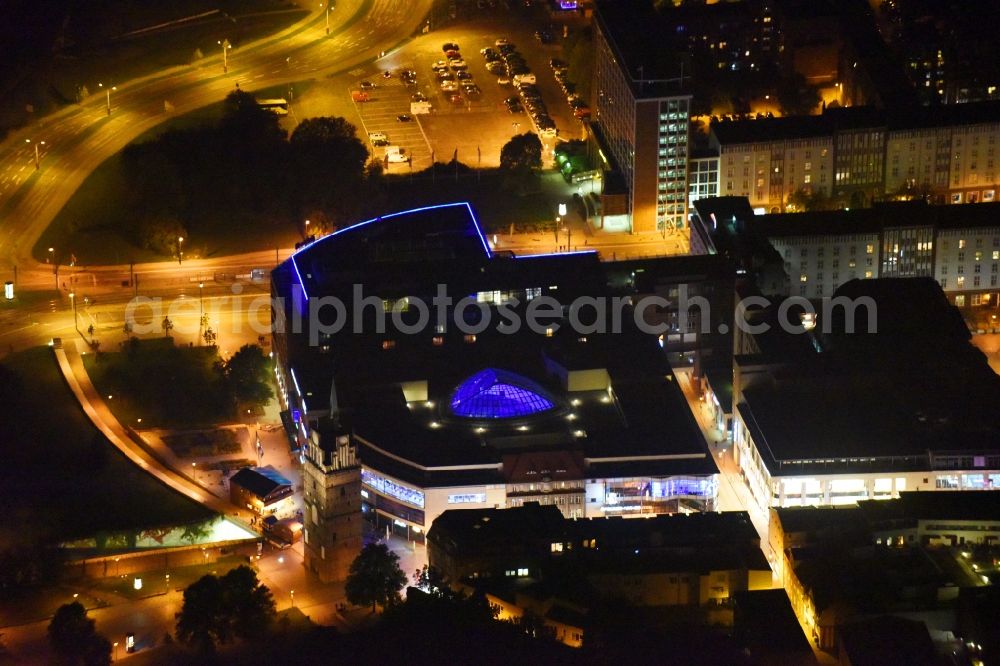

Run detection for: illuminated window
[[464, 334, 476, 344], [381, 340, 396, 350], [432, 336, 444, 346]]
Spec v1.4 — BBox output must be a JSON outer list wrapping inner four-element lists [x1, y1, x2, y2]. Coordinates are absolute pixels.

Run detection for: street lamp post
[[47, 247, 53, 264], [324, 3, 331, 35], [177, 236, 184, 265], [218, 40, 231, 73], [26, 139, 45, 170], [113, 642, 118, 661], [290, 589, 295, 607], [99, 83, 116, 116], [69, 291, 78, 330]]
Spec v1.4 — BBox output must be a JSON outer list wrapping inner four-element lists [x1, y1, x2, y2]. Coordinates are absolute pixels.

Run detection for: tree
[[136, 217, 187, 257], [775, 73, 821, 117], [500, 132, 543, 173], [413, 565, 449, 596], [223, 344, 274, 408], [175, 565, 275, 653], [175, 573, 225, 653], [161, 316, 174, 337], [288, 117, 370, 225], [203, 327, 217, 347], [345, 543, 407, 613], [786, 187, 831, 212], [48, 602, 112, 665]]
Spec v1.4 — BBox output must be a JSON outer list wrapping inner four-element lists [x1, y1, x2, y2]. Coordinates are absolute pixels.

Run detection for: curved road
[[0, 0, 433, 286]]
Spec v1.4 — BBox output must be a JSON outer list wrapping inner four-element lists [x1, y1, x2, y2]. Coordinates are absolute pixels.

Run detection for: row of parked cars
[[484, 39, 555, 137], [549, 58, 590, 120], [433, 42, 481, 104]]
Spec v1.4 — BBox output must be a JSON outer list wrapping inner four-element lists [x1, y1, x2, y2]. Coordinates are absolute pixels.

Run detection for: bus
[[256, 98, 289, 116]]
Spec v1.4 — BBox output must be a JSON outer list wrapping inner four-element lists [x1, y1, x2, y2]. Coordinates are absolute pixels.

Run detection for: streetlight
[[218, 40, 231, 73], [199, 282, 204, 321], [98, 83, 116, 116], [47, 247, 54, 264], [304, 219, 310, 239], [322, 2, 331, 34], [290, 589, 295, 607], [177, 236, 184, 265], [25, 139, 45, 170], [113, 642, 118, 661]]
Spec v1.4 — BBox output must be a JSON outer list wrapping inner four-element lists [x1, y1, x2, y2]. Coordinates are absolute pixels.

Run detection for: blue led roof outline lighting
[[289, 202, 492, 300], [450, 368, 557, 419]]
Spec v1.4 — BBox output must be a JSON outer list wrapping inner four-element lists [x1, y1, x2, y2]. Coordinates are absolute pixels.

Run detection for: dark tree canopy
[[48, 601, 112, 666], [345, 543, 407, 612], [223, 344, 274, 407], [289, 116, 370, 223], [175, 565, 276, 652], [500, 132, 543, 173], [776, 73, 821, 117]]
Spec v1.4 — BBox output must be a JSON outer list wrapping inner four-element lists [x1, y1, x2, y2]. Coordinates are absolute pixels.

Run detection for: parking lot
[[350, 77, 434, 172], [291, 9, 588, 171]]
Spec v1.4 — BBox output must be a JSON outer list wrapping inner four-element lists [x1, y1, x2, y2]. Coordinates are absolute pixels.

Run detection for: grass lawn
[[33, 83, 313, 265], [84, 338, 235, 428], [0, 347, 211, 549], [163, 429, 243, 458], [89, 554, 247, 601]]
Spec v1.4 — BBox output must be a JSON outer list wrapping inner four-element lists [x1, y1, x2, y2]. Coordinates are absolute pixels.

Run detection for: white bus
[[257, 98, 289, 116]]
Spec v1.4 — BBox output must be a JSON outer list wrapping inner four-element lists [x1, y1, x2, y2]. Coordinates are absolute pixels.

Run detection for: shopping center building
[[270, 203, 719, 581]]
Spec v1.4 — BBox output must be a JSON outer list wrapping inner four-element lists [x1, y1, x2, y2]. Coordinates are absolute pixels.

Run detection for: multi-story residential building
[[592, 1, 692, 233], [709, 118, 834, 213], [702, 102, 1000, 214], [750, 201, 1000, 305]]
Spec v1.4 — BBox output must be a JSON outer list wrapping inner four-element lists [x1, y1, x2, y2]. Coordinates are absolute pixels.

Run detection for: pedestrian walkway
[[54, 339, 249, 521]]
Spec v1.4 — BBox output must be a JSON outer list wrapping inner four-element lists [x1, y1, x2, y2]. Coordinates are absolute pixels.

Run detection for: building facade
[[698, 103, 1000, 214], [592, 3, 692, 233]]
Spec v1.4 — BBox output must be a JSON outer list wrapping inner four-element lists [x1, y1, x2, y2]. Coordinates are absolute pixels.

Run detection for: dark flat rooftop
[[752, 201, 1000, 239], [711, 101, 1000, 145]]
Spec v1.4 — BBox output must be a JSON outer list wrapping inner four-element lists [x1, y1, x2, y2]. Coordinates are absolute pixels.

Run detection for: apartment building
[[698, 102, 1000, 214]]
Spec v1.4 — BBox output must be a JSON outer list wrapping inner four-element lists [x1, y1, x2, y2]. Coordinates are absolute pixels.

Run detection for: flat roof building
[[271, 203, 722, 580]]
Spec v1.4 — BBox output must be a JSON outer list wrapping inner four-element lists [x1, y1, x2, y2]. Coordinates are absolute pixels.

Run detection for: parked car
[[574, 106, 591, 119], [442, 42, 460, 52], [411, 92, 428, 102], [486, 61, 504, 75], [456, 71, 473, 81], [432, 60, 449, 71], [497, 76, 511, 86], [495, 37, 509, 47], [550, 58, 568, 70], [360, 80, 375, 90], [440, 80, 459, 91], [396, 114, 413, 122], [514, 73, 536, 85], [368, 131, 388, 145]]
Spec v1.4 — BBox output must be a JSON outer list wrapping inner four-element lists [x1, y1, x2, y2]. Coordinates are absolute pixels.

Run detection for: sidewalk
[[54, 339, 250, 522]]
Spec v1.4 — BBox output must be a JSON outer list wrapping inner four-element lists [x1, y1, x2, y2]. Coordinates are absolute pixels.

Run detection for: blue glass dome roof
[[450, 369, 557, 419]]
